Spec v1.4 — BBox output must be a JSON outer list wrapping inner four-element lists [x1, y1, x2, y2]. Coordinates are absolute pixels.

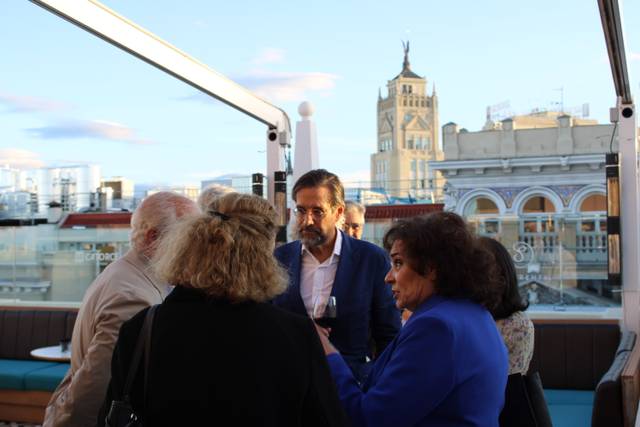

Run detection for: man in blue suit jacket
[[273, 169, 400, 382]]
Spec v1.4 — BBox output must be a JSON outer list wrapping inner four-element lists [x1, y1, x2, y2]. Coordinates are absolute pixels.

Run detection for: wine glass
[[313, 295, 337, 329]]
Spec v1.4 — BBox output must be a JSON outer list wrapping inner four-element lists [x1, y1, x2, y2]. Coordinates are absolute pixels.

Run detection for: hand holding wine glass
[[313, 295, 337, 330]]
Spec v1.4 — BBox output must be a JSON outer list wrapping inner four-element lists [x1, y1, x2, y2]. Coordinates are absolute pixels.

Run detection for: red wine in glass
[[313, 296, 337, 329]]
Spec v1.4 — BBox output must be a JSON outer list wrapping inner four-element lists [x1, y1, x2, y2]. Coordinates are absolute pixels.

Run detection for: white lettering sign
[[74, 251, 119, 263]]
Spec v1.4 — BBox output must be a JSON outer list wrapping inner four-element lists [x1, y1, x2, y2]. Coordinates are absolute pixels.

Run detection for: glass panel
[[464, 197, 499, 216], [0, 224, 130, 302]]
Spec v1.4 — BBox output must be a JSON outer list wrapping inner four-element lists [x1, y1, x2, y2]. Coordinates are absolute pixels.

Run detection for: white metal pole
[[293, 101, 320, 185], [618, 100, 639, 332]]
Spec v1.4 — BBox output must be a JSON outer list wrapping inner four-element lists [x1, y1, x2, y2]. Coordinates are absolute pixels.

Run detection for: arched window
[[576, 194, 607, 260], [520, 196, 558, 253], [522, 196, 556, 214], [464, 197, 499, 216], [579, 194, 606, 212], [464, 197, 500, 236]]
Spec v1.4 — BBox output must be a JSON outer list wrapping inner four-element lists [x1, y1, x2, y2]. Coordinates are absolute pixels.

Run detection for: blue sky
[[1, 0, 638, 187]]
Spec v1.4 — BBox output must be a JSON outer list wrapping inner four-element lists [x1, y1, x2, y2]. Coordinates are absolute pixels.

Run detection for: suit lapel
[[331, 232, 358, 305]]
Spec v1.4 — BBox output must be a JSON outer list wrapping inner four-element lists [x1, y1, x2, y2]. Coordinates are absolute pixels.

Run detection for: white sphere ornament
[[298, 101, 315, 119]]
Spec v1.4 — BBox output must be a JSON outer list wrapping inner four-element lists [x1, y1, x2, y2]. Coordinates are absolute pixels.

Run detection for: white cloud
[[0, 92, 68, 113], [26, 119, 153, 145], [0, 148, 45, 169], [252, 48, 286, 65], [177, 48, 339, 104], [237, 70, 340, 102]]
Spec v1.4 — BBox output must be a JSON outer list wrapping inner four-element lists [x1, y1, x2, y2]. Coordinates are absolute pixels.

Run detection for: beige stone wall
[[443, 117, 617, 161]]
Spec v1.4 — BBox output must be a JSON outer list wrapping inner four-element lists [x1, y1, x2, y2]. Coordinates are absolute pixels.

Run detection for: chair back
[[499, 372, 552, 427], [0, 307, 78, 359], [525, 372, 553, 427]]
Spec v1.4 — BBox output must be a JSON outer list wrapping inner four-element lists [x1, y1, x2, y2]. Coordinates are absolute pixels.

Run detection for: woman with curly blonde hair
[[102, 193, 349, 426]]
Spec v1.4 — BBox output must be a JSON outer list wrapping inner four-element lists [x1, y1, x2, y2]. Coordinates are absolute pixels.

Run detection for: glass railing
[[0, 224, 130, 303]]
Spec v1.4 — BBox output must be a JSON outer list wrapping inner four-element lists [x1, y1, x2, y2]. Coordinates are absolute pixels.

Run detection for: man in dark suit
[[273, 169, 400, 382]]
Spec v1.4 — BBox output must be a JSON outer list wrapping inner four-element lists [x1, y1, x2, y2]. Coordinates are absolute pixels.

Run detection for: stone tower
[[371, 42, 442, 199]]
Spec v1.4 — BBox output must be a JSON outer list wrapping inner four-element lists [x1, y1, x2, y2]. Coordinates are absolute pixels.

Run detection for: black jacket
[[100, 285, 349, 426]]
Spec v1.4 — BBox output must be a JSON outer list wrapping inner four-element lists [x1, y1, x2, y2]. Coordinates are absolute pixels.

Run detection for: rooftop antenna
[[486, 100, 513, 122]]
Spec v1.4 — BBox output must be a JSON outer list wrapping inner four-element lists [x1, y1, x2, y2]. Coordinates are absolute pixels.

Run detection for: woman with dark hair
[[479, 237, 535, 375], [315, 211, 508, 427]]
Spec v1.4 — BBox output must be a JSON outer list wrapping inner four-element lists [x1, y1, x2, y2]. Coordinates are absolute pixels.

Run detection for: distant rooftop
[[365, 203, 443, 220], [484, 111, 598, 131], [60, 212, 131, 228]]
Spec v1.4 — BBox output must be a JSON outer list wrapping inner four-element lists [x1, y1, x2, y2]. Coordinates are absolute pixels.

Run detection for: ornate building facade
[[370, 43, 443, 199], [431, 112, 618, 305]]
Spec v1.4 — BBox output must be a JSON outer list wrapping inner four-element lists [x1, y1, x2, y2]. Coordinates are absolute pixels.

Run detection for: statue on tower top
[[393, 40, 421, 80], [402, 40, 411, 71]]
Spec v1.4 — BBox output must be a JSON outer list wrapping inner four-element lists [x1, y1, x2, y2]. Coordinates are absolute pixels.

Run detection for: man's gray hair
[[131, 191, 198, 252], [345, 200, 366, 215], [198, 184, 234, 211]]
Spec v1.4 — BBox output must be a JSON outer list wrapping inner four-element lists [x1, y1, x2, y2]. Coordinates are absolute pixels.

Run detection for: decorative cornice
[[429, 154, 605, 171]]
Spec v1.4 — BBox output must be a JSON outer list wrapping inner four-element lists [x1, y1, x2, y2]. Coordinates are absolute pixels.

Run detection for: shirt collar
[[301, 227, 343, 258]]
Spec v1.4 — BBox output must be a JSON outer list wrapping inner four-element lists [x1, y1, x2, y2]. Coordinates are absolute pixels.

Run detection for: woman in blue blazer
[[316, 212, 509, 427]]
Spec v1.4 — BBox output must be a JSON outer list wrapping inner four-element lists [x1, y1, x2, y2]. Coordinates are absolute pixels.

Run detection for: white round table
[[30, 345, 71, 362]]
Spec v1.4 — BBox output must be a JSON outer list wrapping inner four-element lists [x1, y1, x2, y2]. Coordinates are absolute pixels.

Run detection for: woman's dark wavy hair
[[478, 237, 529, 320], [383, 211, 501, 311]]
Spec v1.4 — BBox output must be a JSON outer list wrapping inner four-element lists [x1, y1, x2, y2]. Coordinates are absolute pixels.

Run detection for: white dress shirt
[[300, 229, 342, 318]]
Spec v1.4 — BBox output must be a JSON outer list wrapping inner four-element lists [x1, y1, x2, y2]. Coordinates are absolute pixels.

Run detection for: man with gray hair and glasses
[[343, 200, 366, 240], [273, 169, 400, 383], [44, 192, 198, 427]]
